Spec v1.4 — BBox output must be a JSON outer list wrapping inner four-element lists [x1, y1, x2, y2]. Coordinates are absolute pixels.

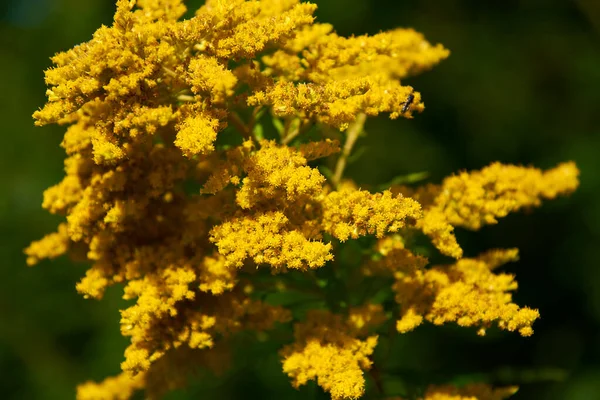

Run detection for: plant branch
[[228, 112, 250, 138], [282, 118, 312, 145], [369, 365, 385, 395], [332, 113, 366, 188], [248, 106, 263, 136]]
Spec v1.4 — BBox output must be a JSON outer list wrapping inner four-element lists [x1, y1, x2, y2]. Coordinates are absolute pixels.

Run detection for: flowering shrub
[[26, 0, 579, 399]]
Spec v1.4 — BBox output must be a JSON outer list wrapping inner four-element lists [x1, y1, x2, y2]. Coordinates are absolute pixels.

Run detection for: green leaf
[[272, 117, 285, 135], [253, 107, 266, 121], [376, 171, 430, 191], [253, 123, 264, 141]]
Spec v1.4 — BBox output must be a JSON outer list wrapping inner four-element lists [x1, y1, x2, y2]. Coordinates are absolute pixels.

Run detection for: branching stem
[[332, 113, 366, 188]]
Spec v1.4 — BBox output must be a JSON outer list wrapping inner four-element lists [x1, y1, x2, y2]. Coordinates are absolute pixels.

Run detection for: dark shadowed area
[[1, 0, 599, 398]]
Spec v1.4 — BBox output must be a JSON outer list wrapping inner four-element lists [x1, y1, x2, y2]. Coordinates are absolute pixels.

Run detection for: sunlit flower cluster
[[27, 0, 578, 399], [387, 384, 519, 400]]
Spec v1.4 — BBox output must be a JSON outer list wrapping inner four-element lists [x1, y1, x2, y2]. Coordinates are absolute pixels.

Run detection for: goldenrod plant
[[26, 0, 579, 399]]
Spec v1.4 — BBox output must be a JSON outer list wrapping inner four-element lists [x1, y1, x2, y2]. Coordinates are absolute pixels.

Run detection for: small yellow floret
[[174, 115, 220, 157]]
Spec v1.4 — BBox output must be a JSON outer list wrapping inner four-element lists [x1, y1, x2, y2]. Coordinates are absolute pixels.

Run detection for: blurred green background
[[1, 0, 599, 398]]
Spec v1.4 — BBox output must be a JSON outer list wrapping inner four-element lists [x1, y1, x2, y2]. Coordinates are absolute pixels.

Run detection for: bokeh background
[[1, 0, 599, 398]]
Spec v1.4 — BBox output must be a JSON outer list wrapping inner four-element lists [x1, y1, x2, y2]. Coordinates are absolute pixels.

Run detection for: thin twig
[[281, 120, 313, 145], [228, 112, 250, 138], [332, 113, 366, 188], [369, 365, 385, 395], [281, 119, 301, 145], [248, 106, 263, 138]]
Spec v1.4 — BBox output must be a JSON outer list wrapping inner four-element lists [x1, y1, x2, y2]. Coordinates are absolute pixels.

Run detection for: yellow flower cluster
[[322, 187, 422, 241], [393, 249, 539, 336], [77, 372, 145, 400], [387, 384, 518, 400], [281, 308, 383, 400], [26, 0, 579, 399], [394, 162, 580, 258], [421, 384, 518, 400]]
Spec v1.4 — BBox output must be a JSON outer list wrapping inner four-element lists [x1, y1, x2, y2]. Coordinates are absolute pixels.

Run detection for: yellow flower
[[174, 114, 220, 157], [395, 162, 580, 258], [281, 310, 380, 400], [77, 372, 145, 400], [24, 223, 70, 266], [210, 211, 333, 269], [393, 249, 539, 336], [431, 162, 579, 230], [321, 187, 422, 241], [422, 384, 519, 400], [236, 140, 326, 208], [27, 0, 578, 398]]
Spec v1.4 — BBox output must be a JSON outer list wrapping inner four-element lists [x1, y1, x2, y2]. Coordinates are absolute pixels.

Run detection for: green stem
[[332, 113, 366, 188]]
